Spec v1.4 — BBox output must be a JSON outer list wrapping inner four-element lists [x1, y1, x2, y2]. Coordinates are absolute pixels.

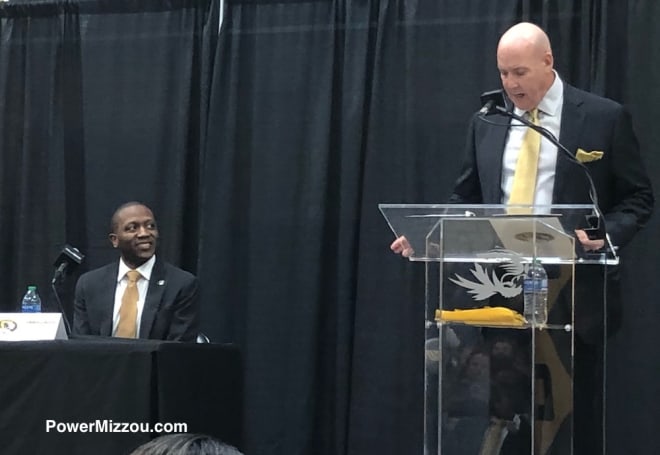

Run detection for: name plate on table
[[0, 313, 68, 341]]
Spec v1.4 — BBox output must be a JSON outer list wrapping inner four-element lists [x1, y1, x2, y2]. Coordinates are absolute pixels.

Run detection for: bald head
[[498, 22, 552, 55], [496, 22, 555, 111]]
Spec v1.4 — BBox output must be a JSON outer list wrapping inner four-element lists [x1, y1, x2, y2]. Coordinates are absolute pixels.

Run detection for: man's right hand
[[390, 236, 414, 257]]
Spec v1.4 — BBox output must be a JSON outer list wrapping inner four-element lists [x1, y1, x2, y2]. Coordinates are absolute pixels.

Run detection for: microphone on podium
[[478, 89, 507, 115]]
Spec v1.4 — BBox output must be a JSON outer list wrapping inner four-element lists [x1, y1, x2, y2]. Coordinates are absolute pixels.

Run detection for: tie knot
[[126, 270, 141, 284], [528, 108, 539, 123]]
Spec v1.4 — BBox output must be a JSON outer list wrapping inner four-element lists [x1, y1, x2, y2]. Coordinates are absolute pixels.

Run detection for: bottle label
[[523, 279, 548, 292], [22, 305, 41, 313]]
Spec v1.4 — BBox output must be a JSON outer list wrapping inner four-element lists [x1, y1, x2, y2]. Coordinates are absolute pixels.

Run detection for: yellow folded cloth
[[436, 307, 526, 327], [575, 148, 604, 163]]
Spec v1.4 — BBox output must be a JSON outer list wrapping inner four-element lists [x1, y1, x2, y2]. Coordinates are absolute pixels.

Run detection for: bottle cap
[[28, 285, 37, 291]]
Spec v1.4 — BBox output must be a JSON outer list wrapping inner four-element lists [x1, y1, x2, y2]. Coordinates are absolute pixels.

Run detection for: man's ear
[[544, 51, 553, 69], [109, 233, 118, 248]]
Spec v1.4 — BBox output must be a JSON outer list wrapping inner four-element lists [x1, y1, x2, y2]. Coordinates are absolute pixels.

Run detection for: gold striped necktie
[[508, 108, 541, 213], [115, 270, 141, 338]]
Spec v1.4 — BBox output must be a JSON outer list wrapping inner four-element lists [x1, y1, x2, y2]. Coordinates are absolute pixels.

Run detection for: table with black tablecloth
[[0, 338, 242, 455]]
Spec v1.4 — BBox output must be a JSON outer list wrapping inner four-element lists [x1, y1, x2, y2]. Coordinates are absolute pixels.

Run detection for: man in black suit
[[392, 22, 653, 454], [449, 22, 653, 339], [73, 202, 199, 342]]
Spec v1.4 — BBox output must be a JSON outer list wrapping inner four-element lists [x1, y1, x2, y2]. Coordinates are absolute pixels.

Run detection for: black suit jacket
[[449, 82, 654, 341], [73, 258, 200, 342]]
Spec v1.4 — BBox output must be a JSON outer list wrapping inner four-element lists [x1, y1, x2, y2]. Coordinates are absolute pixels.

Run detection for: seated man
[[73, 201, 199, 342]]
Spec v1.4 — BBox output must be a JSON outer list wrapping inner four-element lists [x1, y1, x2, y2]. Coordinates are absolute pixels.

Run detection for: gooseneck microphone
[[479, 89, 507, 115], [477, 89, 607, 243], [479, 99, 497, 116], [51, 244, 85, 337], [52, 245, 85, 285]]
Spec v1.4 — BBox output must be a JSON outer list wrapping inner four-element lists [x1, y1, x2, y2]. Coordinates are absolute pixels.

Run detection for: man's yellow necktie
[[115, 270, 141, 338], [508, 108, 541, 210]]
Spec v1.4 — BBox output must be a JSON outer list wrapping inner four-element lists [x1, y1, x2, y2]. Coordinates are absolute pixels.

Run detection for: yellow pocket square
[[435, 307, 526, 327], [576, 148, 604, 163]]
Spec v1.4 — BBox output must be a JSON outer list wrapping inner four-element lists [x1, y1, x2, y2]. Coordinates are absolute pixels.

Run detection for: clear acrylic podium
[[379, 204, 618, 455]]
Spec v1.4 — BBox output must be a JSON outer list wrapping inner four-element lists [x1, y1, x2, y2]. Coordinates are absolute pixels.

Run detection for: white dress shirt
[[501, 72, 564, 208], [112, 255, 156, 337]]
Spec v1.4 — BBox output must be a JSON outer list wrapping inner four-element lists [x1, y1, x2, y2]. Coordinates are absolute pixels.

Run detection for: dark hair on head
[[110, 201, 151, 233], [129, 433, 243, 455]]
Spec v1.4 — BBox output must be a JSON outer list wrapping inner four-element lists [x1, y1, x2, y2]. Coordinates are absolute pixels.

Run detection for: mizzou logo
[[449, 249, 527, 300], [0, 319, 18, 332]]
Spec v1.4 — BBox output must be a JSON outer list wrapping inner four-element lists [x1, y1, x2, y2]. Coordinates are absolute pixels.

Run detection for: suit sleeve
[[73, 275, 92, 335], [603, 106, 654, 248], [166, 274, 200, 342], [448, 115, 485, 204]]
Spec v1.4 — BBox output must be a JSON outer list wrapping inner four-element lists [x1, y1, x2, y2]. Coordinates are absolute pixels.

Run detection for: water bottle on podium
[[523, 260, 548, 326], [21, 285, 42, 313]]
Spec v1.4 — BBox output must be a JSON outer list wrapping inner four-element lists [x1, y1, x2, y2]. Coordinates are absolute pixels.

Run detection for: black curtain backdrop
[[0, 1, 83, 314], [1, 1, 659, 455], [0, 0, 217, 315]]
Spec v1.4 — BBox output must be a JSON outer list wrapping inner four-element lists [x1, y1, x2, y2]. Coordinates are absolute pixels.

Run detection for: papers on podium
[[0, 313, 68, 341], [488, 215, 575, 261]]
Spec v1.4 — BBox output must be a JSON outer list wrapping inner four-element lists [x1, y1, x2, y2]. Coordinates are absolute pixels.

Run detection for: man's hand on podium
[[575, 229, 605, 251], [390, 236, 414, 257], [391, 231, 604, 257]]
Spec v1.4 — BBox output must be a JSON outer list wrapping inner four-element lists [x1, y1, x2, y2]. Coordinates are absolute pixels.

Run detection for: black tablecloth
[[0, 338, 242, 455]]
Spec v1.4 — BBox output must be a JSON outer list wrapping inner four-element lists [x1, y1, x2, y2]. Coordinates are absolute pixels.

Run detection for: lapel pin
[[157, 280, 165, 286]]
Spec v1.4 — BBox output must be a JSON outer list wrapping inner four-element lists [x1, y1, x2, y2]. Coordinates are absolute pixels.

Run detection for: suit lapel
[[100, 262, 120, 336], [481, 112, 510, 203], [554, 85, 585, 203], [139, 259, 166, 339]]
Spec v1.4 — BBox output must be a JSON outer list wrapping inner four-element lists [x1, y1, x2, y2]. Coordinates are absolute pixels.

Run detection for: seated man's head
[[110, 202, 159, 269]]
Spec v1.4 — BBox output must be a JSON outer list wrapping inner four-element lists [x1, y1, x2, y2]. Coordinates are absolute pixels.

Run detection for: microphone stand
[[480, 104, 616, 254], [51, 277, 73, 337]]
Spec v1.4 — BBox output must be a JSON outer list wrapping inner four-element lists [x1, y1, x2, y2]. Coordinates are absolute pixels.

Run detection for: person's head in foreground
[[129, 433, 244, 455]]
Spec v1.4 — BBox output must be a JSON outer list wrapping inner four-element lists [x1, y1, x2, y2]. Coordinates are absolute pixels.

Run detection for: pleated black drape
[[608, 3, 660, 454], [76, 0, 217, 271], [0, 2, 83, 312], [199, 1, 381, 452]]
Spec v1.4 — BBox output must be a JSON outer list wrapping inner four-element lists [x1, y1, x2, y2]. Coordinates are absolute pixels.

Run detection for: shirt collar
[[513, 70, 563, 118], [117, 255, 156, 282]]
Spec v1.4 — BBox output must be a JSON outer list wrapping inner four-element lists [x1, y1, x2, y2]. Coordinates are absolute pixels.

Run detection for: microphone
[[479, 89, 507, 115], [51, 244, 85, 285], [479, 100, 495, 116], [50, 245, 84, 338], [478, 89, 607, 243]]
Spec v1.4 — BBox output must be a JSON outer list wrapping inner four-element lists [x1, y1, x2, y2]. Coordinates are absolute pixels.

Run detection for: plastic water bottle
[[21, 285, 42, 313], [523, 260, 548, 325]]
